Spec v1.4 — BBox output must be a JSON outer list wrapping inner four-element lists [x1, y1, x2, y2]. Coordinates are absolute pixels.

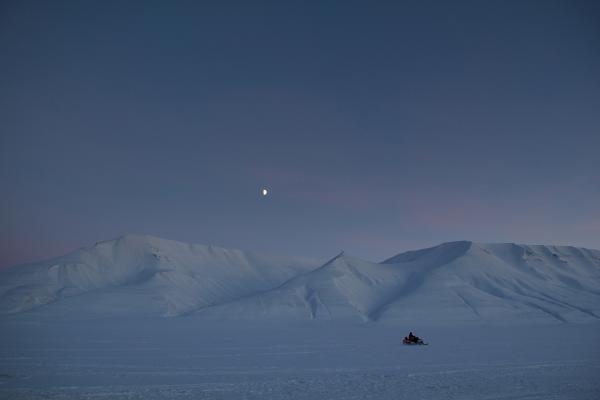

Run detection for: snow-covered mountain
[[1, 236, 599, 324], [0, 234, 320, 317], [200, 241, 600, 324]]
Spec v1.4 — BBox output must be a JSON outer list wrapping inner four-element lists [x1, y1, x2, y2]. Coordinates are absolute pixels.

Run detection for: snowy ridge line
[[1, 235, 599, 323], [0, 234, 321, 317], [368, 241, 473, 321], [181, 251, 348, 317], [196, 241, 600, 323]]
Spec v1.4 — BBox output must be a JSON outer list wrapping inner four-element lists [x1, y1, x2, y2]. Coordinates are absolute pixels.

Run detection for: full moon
[[261, 188, 269, 196]]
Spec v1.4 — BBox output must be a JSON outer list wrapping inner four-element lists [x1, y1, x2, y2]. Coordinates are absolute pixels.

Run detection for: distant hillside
[[199, 241, 600, 324], [1, 236, 599, 324], [0, 234, 320, 317]]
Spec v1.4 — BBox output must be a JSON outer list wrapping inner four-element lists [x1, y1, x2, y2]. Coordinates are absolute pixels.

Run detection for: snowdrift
[[1, 236, 599, 323]]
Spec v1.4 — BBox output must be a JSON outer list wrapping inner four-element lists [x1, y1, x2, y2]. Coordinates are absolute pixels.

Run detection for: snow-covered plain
[[1, 318, 599, 399], [1, 235, 599, 399]]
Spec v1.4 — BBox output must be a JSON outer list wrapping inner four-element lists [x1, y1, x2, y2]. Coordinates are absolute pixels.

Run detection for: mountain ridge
[[196, 240, 600, 323], [1, 234, 599, 324]]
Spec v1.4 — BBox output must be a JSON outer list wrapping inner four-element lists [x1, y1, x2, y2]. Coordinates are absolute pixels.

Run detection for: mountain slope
[[0, 234, 320, 317], [1, 236, 599, 324], [377, 242, 600, 323], [198, 241, 600, 324], [196, 252, 413, 321]]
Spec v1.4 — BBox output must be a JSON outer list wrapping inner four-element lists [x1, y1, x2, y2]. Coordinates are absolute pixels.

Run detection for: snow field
[[0, 319, 598, 399]]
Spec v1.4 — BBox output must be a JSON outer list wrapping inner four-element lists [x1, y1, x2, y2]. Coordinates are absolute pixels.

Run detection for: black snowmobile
[[402, 332, 428, 345]]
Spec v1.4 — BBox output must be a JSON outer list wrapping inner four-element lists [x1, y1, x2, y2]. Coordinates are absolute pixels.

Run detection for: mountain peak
[[382, 240, 473, 265], [2, 236, 599, 323], [0, 235, 321, 317]]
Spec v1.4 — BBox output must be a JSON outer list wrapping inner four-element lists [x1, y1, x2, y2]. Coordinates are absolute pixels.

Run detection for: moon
[[261, 188, 269, 196]]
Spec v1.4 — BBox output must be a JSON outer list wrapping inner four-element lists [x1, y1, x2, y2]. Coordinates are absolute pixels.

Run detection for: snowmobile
[[402, 337, 428, 345]]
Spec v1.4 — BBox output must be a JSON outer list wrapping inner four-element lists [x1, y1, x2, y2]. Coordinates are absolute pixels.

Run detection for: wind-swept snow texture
[[1, 236, 599, 324]]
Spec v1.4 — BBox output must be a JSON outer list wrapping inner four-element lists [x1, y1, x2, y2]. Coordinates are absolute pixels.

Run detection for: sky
[[1, 0, 599, 268]]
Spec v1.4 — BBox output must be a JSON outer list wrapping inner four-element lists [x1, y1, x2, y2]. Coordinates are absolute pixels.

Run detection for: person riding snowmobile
[[403, 331, 427, 345], [408, 331, 419, 343]]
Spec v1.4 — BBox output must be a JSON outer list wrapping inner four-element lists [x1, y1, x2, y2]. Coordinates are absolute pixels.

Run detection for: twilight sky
[[1, 0, 599, 268]]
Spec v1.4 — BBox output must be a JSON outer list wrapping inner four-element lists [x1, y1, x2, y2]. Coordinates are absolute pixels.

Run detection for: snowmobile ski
[[402, 339, 428, 345]]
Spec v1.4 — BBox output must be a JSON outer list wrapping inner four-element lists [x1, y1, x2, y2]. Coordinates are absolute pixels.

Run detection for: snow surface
[[0, 234, 320, 317], [0, 318, 599, 399], [200, 241, 600, 324], [1, 236, 599, 324], [1, 235, 600, 399]]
